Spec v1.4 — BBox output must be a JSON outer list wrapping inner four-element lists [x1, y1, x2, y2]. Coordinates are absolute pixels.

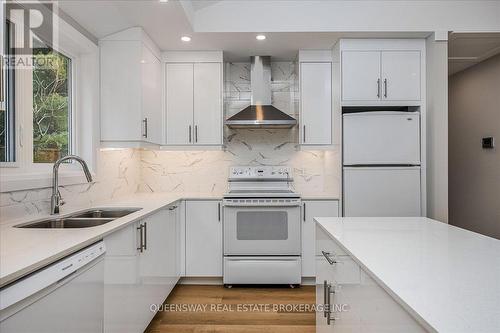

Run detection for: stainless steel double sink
[[16, 208, 141, 229]]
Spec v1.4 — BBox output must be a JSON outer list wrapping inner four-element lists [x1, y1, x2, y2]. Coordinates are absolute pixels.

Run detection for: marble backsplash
[[0, 149, 141, 222], [224, 61, 298, 119], [140, 131, 340, 197]]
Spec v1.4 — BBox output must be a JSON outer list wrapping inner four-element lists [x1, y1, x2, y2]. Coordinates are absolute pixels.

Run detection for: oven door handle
[[222, 202, 302, 208]]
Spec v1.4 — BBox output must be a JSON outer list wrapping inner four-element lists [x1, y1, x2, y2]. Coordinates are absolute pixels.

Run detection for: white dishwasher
[[0, 241, 106, 333]]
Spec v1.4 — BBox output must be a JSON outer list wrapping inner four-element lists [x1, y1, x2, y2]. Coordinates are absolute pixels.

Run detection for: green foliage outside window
[[32, 49, 71, 163]]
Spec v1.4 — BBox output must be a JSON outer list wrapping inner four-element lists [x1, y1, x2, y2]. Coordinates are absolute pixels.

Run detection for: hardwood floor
[[145, 285, 316, 333]]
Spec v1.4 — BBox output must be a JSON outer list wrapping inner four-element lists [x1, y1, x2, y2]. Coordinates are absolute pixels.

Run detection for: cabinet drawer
[[316, 225, 347, 256], [331, 255, 361, 285], [224, 257, 301, 285]]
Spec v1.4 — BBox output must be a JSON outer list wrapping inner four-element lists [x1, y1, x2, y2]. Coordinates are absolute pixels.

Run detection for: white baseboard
[[179, 277, 223, 285], [179, 276, 316, 286], [301, 277, 316, 285]]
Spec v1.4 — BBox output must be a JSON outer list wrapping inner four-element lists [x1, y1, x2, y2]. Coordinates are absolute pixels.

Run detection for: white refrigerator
[[343, 111, 422, 217]]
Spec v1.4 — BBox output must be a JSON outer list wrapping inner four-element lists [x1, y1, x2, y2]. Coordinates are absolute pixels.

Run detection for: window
[[1, 7, 99, 192], [32, 44, 72, 163], [1, 19, 15, 163]]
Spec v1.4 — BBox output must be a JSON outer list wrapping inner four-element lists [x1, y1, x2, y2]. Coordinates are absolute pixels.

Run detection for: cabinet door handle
[[383, 78, 388, 98], [377, 78, 381, 98], [218, 202, 221, 222], [326, 283, 337, 325], [195, 125, 198, 143], [322, 251, 337, 265], [323, 280, 328, 318], [137, 224, 144, 252], [303, 202, 306, 221], [168, 205, 178, 211], [142, 118, 148, 138], [143, 222, 147, 251], [188, 125, 192, 143], [303, 125, 306, 143]]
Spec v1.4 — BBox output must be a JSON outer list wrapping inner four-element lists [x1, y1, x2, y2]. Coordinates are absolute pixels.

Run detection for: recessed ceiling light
[[159, 0, 168, 3], [181, 36, 191, 42], [256, 35, 266, 41]]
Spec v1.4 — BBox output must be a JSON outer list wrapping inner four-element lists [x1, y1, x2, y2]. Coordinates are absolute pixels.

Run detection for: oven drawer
[[223, 257, 301, 284]]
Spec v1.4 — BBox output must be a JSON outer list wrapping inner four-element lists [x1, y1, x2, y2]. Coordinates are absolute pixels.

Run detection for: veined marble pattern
[[0, 149, 141, 222], [224, 62, 297, 118], [140, 129, 340, 197]]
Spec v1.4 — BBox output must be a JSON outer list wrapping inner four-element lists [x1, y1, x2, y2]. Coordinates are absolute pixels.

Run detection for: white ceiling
[[58, 0, 429, 61], [448, 32, 500, 75]]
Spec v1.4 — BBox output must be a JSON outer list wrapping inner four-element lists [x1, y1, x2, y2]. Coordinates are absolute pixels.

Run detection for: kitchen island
[[314, 217, 500, 333]]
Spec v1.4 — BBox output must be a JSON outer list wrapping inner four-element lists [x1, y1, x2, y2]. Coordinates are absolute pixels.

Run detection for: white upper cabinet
[[299, 50, 334, 146], [164, 51, 223, 146], [194, 63, 222, 145], [165, 63, 194, 145], [300, 62, 332, 145], [100, 41, 142, 142], [381, 51, 421, 101], [340, 40, 424, 105], [141, 46, 163, 144], [100, 28, 163, 145], [341, 51, 381, 102]]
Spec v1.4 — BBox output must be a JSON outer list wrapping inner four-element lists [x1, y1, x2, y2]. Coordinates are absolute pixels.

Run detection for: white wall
[[426, 34, 449, 223], [449, 54, 500, 239], [192, 1, 500, 32]]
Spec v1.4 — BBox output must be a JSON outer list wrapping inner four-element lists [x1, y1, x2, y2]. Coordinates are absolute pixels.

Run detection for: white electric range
[[222, 166, 302, 286]]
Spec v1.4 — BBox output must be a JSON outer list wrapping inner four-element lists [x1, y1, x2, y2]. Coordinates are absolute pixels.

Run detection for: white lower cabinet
[[301, 200, 339, 277], [139, 207, 179, 307], [103, 204, 180, 333], [185, 200, 223, 276], [315, 226, 427, 332]]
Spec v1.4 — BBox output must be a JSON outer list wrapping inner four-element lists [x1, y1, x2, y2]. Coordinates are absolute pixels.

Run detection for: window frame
[[4, 19, 16, 163], [0, 3, 99, 192]]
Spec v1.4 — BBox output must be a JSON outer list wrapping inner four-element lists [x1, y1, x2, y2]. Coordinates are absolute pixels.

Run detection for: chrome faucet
[[50, 155, 93, 215]]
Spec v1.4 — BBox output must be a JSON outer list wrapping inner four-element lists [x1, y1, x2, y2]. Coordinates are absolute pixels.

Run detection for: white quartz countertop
[[315, 217, 500, 333], [0, 193, 220, 287]]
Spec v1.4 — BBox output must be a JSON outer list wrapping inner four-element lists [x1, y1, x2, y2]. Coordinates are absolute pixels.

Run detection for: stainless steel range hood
[[225, 56, 297, 129]]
